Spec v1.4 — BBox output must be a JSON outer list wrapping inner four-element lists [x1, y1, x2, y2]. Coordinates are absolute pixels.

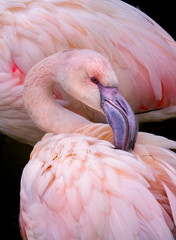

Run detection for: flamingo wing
[[20, 129, 176, 239], [1, 0, 176, 144]]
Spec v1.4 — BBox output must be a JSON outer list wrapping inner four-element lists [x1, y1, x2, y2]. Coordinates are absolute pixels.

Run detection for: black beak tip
[[98, 84, 138, 152]]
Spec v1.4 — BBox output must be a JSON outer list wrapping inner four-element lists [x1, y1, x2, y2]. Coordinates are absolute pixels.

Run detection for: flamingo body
[[0, 0, 176, 144], [20, 125, 176, 240], [19, 44, 176, 240]]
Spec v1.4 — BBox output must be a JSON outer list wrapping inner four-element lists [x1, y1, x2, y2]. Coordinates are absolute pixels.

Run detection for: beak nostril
[[116, 99, 127, 114]]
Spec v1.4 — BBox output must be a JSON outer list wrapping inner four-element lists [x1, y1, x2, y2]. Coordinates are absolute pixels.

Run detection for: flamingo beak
[[98, 84, 138, 151]]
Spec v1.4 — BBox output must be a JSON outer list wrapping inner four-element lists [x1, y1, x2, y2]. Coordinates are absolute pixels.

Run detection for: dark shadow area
[[139, 118, 176, 141], [2, 136, 32, 239], [124, 0, 175, 40]]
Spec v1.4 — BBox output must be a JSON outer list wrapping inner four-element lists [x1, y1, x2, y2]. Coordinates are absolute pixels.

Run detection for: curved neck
[[23, 54, 90, 135]]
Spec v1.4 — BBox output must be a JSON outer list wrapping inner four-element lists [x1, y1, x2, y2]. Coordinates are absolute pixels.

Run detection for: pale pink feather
[[0, 0, 176, 144], [19, 126, 176, 240]]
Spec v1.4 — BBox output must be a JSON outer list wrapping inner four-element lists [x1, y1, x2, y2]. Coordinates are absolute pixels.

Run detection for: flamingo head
[[58, 49, 138, 151]]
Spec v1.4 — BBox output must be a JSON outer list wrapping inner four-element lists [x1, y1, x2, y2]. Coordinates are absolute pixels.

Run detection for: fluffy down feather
[[0, 0, 176, 144], [20, 125, 176, 240]]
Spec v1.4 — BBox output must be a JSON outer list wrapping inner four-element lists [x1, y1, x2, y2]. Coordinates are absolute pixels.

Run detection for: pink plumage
[[20, 127, 176, 240], [0, 0, 176, 145], [19, 48, 176, 240]]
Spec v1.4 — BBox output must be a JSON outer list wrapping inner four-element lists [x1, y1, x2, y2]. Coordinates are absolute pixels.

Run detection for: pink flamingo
[[20, 49, 176, 239], [0, 0, 176, 145]]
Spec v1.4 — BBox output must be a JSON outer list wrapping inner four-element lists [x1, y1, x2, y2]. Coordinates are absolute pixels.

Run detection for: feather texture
[[20, 125, 176, 239], [0, 0, 176, 144]]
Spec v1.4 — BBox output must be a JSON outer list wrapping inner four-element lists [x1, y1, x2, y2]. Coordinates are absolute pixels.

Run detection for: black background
[[2, 1, 175, 239]]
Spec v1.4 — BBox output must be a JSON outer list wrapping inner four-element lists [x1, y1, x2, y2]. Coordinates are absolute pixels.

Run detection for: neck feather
[[23, 54, 90, 135]]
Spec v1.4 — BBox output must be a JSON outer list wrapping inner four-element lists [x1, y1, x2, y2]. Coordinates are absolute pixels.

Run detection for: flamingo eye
[[91, 77, 99, 84]]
